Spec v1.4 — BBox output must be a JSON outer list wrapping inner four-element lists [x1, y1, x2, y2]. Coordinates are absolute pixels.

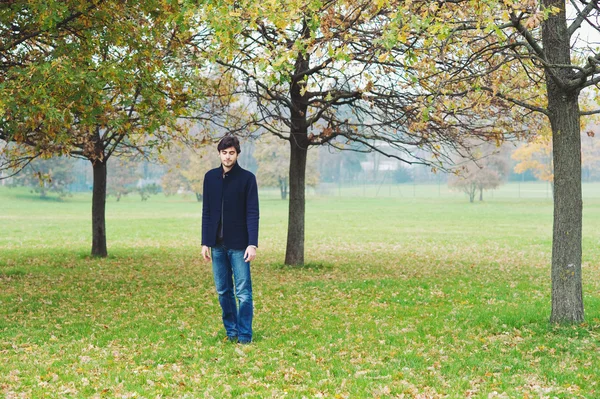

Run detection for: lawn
[[1, 184, 599, 398]]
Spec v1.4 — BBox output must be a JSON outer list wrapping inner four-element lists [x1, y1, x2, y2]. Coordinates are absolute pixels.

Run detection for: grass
[[1, 183, 599, 398]]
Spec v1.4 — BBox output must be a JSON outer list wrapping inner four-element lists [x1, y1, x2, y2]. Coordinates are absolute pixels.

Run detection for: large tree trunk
[[91, 159, 108, 257], [543, 0, 584, 323], [285, 136, 307, 265]]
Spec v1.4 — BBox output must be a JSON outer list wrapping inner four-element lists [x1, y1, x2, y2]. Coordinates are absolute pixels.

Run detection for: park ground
[[1, 183, 599, 398]]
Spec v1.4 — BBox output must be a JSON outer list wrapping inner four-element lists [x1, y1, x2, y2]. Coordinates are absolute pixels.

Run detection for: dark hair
[[217, 136, 241, 154]]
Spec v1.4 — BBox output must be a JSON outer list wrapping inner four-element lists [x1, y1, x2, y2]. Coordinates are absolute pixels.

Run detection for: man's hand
[[201, 245, 211, 261], [244, 246, 257, 263]]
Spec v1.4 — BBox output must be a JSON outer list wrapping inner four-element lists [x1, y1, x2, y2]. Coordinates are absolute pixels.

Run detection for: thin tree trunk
[[279, 177, 288, 200], [284, 20, 310, 266], [285, 135, 307, 265], [542, 0, 584, 323], [195, 192, 203, 202], [91, 159, 108, 257]]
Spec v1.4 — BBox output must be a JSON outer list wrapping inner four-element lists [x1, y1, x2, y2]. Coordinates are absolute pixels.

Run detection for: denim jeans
[[211, 245, 253, 341]]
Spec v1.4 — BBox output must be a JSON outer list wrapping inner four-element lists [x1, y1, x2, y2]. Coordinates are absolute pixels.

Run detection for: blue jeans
[[211, 245, 253, 341]]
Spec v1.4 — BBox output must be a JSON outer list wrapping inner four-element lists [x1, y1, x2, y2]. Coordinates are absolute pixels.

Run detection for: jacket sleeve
[[246, 174, 260, 247], [201, 174, 211, 246]]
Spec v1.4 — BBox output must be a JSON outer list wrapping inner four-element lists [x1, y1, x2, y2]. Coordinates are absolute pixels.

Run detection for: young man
[[201, 136, 259, 344]]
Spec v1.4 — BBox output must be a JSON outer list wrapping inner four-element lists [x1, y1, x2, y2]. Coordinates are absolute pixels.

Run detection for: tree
[[318, 146, 366, 183], [161, 149, 191, 198], [1, 1, 204, 257], [201, 1, 512, 265], [513, 127, 600, 185], [0, 0, 103, 177], [107, 158, 140, 202], [449, 144, 510, 202], [512, 135, 554, 188], [254, 136, 319, 199], [162, 145, 216, 202], [9, 155, 74, 199], [416, 0, 600, 323]]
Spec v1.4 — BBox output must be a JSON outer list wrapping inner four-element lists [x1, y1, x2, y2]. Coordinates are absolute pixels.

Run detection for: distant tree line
[[8, 130, 600, 203]]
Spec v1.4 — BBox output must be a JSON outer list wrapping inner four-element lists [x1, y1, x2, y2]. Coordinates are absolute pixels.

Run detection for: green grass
[[1, 184, 599, 398]]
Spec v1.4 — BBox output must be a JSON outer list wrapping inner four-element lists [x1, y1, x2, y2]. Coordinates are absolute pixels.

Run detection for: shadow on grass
[[266, 261, 335, 271], [13, 192, 70, 202]]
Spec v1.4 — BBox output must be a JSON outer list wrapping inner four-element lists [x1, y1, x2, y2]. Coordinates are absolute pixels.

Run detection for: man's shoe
[[226, 336, 238, 343], [238, 339, 252, 345]]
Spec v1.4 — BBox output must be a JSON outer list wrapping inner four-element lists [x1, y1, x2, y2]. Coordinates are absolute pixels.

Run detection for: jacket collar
[[220, 161, 241, 176]]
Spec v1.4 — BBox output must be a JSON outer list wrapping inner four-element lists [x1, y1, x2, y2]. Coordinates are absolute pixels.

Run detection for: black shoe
[[227, 336, 238, 343], [238, 339, 252, 345]]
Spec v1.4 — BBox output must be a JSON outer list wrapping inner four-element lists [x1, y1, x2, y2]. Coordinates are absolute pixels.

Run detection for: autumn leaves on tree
[[422, 0, 599, 324], [200, 1, 529, 265], [1, 1, 204, 256], [2, 0, 599, 323]]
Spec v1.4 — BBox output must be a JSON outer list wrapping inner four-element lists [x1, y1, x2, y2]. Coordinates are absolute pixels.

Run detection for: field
[[1, 183, 599, 398]]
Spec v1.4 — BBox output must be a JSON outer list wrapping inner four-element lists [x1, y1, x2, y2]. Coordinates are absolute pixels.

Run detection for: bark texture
[[285, 136, 307, 265], [284, 29, 310, 266], [542, 0, 584, 323], [91, 159, 108, 257]]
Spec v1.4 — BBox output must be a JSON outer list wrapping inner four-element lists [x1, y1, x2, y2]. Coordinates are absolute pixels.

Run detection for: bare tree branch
[[567, 0, 599, 38]]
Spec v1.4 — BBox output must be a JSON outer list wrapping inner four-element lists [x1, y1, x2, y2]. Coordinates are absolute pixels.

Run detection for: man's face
[[219, 146, 238, 168]]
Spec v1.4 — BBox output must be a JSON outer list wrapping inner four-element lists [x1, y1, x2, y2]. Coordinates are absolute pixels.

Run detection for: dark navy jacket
[[201, 162, 259, 249]]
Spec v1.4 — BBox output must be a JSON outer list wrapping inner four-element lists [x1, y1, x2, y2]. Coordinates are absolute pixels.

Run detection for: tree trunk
[[479, 187, 483, 201], [542, 0, 584, 323], [279, 177, 288, 200], [285, 135, 307, 265], [196, 192, 203, 202], [91, 159, 108, 257], [284, 22, 310, 266], [468, 184, 475, 203]]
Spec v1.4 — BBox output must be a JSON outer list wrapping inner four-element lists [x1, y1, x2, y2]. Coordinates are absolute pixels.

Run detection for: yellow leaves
[[299, 83, 309, 97], [378, 52, 390, 63], [396, 28, 408, 43], [374, 0, 387, 10], [523, 12, 544, 29], [548, 6, 562, 16], [512, 134, 554, 182], [272, 55, 288, 68]]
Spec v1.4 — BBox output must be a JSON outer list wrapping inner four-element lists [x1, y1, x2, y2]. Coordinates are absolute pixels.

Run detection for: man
[[201, 136, 259, 345]]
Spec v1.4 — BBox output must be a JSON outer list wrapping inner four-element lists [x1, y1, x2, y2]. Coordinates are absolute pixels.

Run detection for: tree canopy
[[406, 0, 600, 323], [198, 0, 529, 264], [1, 0, 207, 256]]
